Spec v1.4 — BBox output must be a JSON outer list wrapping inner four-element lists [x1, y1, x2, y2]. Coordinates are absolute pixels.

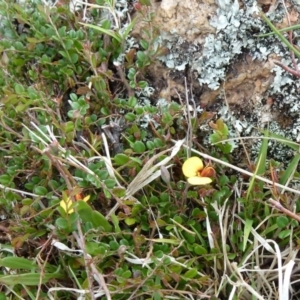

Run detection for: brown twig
[[268, 198, 300, 222]]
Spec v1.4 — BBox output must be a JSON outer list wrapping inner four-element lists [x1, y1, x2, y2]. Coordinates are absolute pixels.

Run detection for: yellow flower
[[182, 157, 214, 185], [60, 193, 90, 214]]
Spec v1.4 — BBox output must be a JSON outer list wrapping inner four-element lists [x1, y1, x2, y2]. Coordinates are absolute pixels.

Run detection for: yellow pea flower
[[60, 193, 90, 214], [182, 157, 214, 185]]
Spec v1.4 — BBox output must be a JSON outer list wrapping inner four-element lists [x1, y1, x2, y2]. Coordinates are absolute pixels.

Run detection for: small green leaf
[[111, 213, 121, 233], [111, 187, 126, 198], [12, 58, 25, 66], [209, 133, 220, 144], [221, 143, 232, 154], [91, 211, 113, 232], [125, 112, 136, 121], [64, 39, 73, 50], [216, 119, 228, 136], [86, 242, 102, 256], [58, 50, 68, 59], [154, 138, 164, 147], [183, 268, 198, 279], [128, 96, 137, 107], [122, 270, 132, 278], [63, 121, 74, 133], [101, 107, 109, 115], [14, 83, 25, 94], [138, 81, 148, 89], [70, 53, 79, 63], [33, 186, 48, 196], [153, 292, 162, 300], [276, 216, 289, 228], [125, 218, 136, 225], [133, 141, 145, 153], [114, 153, 130, 165], [26, 37, 41, 44], [70, 93, 78, 102], [146, 141, 155, 150], [219, 175, 230, 186], [101, 19, 111, 30], [278, 229, 291, 239], [22, 198, 33, 205], [55, 218, 69, 229], [58, 26, 67, 37], [140, 40, 149, 50], [104, 178, 116, 189], [136, 51, 146, 61], [193, 244, 207, 255], [182, 232, 195, 244], [127, 68, 136, 80], [0, 174, 11, 185]]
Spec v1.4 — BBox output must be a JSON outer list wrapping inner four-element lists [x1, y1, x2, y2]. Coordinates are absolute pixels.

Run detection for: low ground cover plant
[[0, 0, 300, 299]]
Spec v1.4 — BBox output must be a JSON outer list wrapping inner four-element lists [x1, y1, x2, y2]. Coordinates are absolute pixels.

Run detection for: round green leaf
[[278, 229, 291, 239], [125, 112, 136, 121], [33, 186, 48, 196], [104, 178, 116, 189], [128, 96, 137, 107], [146, 140, 155, 150], [138, 81, 148, 89], [154, 138, 164, 147], [133, 141, 145, 153], [14, 83, 25, 94], [111, 187, 126, 197], [55, 217, 69, 229], [70, 53, 78, 63], [114, 153, 130, 165], [276, 216, 289, 228], [0, 174, 11, 185], [193, 244, 207, 255], [101, 107, 109, 115], [22, 198, 33, 205], [125, 218, 136, 225], [122, 270, 132, 278]]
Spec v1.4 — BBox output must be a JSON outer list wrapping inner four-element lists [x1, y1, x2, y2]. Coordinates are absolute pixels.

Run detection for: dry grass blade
[[125, 139, 185, 198]]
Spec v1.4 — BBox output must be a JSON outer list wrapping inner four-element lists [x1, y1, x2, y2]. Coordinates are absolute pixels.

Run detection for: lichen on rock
[[142, 0, 300, 165]]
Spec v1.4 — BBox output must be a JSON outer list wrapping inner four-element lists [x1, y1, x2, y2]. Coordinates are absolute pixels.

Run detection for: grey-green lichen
[[158, 0, 300, 163], [193, 0, 260, 89], [159, 0, 267, 90]]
